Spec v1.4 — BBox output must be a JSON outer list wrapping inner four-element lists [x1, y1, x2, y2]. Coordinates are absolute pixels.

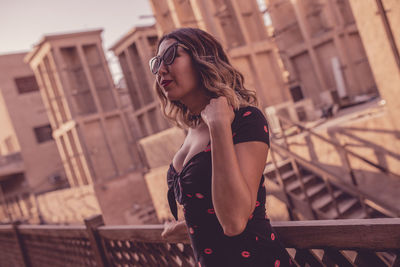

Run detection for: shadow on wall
[[329, 126, 400, 175]]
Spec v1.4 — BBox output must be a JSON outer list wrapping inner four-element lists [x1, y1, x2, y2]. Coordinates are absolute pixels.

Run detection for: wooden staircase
[[263, 144, 400, 220]]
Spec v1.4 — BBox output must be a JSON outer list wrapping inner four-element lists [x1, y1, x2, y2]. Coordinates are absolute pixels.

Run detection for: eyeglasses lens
[[163, 45, 176, 65], [150, 44, 178, 74]]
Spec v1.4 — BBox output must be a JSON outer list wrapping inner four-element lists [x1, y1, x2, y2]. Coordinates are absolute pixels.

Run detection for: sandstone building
[[24, 30, 157, 225], [348, 0, 400, 132], [110, 25, 171, 141], [148, 0, 290, 110], [266, 0, 378, 110], [0, 52, 67, 222], [133, 0, 399, 222]]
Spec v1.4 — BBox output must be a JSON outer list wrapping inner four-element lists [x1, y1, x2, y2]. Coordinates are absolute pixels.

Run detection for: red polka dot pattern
[[195, 193, 204, 199], [166, 106, 290, 266], [204, 145, 211, 152], [241, 251, 250, 258], [243, 111, 252, 117], [207, 208, 215, 214], [204, 248, 213, 254]]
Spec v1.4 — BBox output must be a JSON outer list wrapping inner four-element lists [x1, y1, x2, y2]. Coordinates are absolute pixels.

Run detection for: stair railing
[[270, 147, 342, 219], [269, 141, 400, 218], [275, 114, 400, 185]]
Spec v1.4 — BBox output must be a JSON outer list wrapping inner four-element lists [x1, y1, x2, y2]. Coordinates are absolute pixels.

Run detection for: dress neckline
[[170, 140, 210, 176], [170, 106, 248, 176]]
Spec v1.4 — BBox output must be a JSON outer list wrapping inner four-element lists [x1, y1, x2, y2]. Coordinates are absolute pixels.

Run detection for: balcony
[[0, 216, 399, 266], [0, 153, 24, 179]]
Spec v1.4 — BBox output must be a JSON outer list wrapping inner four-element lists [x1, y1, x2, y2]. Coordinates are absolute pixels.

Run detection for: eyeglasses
[[149, 42, 188, 75]]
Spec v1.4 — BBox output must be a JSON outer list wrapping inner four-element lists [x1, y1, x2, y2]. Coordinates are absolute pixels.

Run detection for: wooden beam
[[84, 214, 108, 267]]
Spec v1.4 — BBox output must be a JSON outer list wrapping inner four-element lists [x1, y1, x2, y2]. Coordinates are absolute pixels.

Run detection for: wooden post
[[279, 119, 289, 150], [341, 149, 358, 186], [12, 221, 30, 267], [290, 158, 318, 220], [84, 214, 108, 267], [270, 148, 293, 210]]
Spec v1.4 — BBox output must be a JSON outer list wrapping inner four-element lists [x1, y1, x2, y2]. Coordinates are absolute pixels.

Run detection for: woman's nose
[[158, 60, 169, 74]]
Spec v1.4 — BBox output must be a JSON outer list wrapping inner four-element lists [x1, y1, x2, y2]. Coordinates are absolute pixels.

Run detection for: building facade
[[0, 52, 67, 222], [147, 0, 291, 109], [266, 0, 378, 108], [110, 25, 171, 141], [25, 30, 157, 224], [0, 52, 67, 197], [348, 0, 400, 132], [25, 30, 144, 186]]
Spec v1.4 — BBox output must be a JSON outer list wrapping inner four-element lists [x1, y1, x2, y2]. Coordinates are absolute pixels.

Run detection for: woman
[[150, 28, 294, 267]]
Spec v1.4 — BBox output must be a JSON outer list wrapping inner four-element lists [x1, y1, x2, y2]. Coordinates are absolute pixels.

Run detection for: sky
[[0, 0, 156, 82]]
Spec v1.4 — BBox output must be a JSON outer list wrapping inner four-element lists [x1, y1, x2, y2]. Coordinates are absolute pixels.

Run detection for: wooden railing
[[0, 215, 399, 266], [269, 141, 400, 219], [275, 114, 400, 184]]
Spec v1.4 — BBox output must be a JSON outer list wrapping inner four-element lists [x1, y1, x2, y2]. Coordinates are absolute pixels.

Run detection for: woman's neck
[[182, 91, 210, 115]]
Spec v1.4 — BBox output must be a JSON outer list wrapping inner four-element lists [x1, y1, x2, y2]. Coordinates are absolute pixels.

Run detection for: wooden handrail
[[5, 218, 399, 249], [270, 141, 400, 218], [276, 114, 400, 180], [1, 218, 400, 266], [97, 218, 400, 250]]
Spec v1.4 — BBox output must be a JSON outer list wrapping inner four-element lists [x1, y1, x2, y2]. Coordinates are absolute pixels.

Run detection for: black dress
[[167, 106, 294, 267]]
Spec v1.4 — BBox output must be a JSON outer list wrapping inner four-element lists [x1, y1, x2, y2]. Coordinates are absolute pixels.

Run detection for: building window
[[290, 85, 304, 102], [14, 76, 39, 94], [34, 125, 53, 143]]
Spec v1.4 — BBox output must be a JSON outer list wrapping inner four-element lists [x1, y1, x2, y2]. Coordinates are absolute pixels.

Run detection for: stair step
[[342, 206, 368, 219], [312, 190, 343, 210], [285, 174, 315, 192], [263, 159, 292, 175], [338, 198, 360, 215], [265, 169, 297, 184], [302, 183, 326, 200], [281, 170, 297, 181], [323, 198, 360, 219]]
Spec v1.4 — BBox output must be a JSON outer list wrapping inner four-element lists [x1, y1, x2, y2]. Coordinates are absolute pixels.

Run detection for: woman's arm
[[201, 97, 269, 237], [209, 122, 268, 236]]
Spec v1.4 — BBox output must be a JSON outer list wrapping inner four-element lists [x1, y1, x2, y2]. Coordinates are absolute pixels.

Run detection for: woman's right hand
[[161, 220, 188, 242]]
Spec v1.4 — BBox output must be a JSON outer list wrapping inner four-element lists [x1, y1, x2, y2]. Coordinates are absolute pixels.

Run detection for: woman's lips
[[161, 80, 173, 87]]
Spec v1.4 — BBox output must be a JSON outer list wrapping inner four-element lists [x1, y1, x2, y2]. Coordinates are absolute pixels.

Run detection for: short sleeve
[[232, 106, 270, 147]]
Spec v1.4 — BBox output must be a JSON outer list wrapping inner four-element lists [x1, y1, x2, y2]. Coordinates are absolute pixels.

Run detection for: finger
[[161, 229, 172, 238]]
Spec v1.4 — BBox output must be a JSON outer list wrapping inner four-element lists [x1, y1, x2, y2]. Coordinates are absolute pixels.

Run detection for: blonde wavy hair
[[153, 28, 258, 128]]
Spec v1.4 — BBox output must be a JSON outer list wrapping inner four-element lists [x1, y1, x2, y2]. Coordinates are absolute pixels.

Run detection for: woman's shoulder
[[232, 105, 270, 145], [235, 105, 266, 118]]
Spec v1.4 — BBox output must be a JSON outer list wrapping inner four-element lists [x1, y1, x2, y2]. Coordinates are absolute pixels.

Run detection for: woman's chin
[[166, 93, 179, 101]]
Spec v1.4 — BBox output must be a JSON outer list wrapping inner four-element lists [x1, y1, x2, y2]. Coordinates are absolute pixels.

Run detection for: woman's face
[[156, 39, 201, 102]]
